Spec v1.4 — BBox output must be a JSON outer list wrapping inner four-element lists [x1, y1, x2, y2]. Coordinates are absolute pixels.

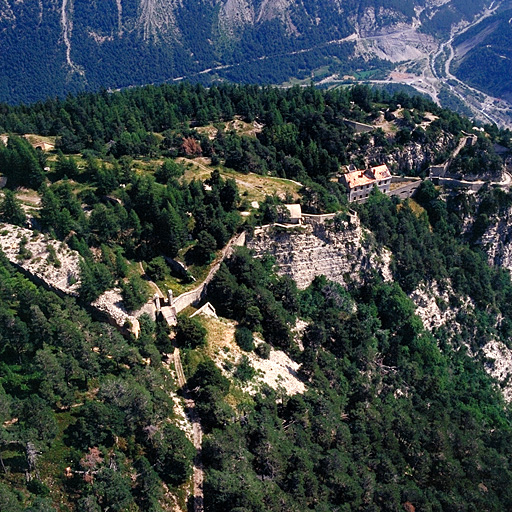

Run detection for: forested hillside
[[1, 83, 512, 511], [453, 8, 512, 102], [0, 0, 495, 104]]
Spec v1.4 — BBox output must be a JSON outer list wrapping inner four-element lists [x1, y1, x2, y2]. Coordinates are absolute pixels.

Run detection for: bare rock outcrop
[[246, 215, 391, 290], [360, 132, 454, 174], [0, 223, 80, 295], [481, 340, 512, 402], [0, 223, 140, 336], [410, 281, 456, 331], [478, 208, 512, 273], [92, 289, 141, 338], [410, 278, 512, 402]]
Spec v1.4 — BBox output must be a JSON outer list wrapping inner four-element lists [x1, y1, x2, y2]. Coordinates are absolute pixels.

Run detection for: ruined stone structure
[[159, 231, 247, 326], [343, 119, 375, 133], [389, 176, 422, 200], [429, 133, 480, 184], [190, 302, 218, 319], [158, 289, 178, 326]]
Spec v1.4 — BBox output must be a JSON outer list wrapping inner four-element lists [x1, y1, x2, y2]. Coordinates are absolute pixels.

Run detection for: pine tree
[[0, 189, 26, 226]]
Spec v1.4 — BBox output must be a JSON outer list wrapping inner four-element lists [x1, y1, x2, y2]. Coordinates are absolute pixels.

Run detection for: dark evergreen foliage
[[0, 82, 511, 511], [0, 254, 193, 509]]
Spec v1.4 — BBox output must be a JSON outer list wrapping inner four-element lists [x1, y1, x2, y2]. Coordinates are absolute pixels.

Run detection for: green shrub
[[255, 342, 271, 359], [234, 356, 255, 382], [235, 327, 254, 352], [175, 315, 207, 349]]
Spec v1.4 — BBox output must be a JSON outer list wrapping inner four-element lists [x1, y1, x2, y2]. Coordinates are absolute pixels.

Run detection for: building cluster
[[339, 164, 392, 202]]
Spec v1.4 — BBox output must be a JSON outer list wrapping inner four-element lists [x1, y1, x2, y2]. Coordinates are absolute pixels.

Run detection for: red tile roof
[[342, 164, 391, 189], [370, 164, 391, 180], [344, 170, 375, 189]]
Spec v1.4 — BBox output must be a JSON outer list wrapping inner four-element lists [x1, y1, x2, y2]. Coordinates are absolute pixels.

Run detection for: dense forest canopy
[[0, 0, 495, 104], [0, 82, 512, 510], [453, 8, 512, 101]]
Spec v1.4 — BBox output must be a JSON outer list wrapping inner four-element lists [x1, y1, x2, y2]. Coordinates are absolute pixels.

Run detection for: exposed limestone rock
[[218, 0, 254, 35], [0, 223, 141, 337], [410, 279, 512, 402], [482, 340, 512, 402], [361, 132, 454, 174], [246, 344, 305, 396], [204, 316, 305, 396], [350, 8, 408, 37], [256, 0, 298, 35], [0, 223, 80, 296], [137, 0, 181, 42], [246, 215, 391, 290], [479, 208, 512, 273], [91, 289, 141, 337], [409, 281, 460, 331]]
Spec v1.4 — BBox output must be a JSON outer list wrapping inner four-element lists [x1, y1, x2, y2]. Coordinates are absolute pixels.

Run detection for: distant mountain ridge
[[453, 8, 512, 102], [0, 0, 498, 104]]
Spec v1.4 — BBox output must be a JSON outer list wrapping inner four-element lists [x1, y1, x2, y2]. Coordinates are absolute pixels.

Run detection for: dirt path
[[138, 261, 165, 298], [173, 348, 204, 512]]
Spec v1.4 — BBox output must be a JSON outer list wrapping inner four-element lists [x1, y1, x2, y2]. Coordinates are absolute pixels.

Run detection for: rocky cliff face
[[411, 278, 512, 401], [358, 123, 455, 175], [0, 223, 81, 296], [246, 215, 392, 290], [458, 189, 512, 274], [478, 208, 512, 273], [247, 211, 512, 402]]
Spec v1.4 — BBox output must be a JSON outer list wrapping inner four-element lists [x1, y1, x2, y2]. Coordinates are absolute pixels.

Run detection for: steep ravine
[[411, 279, 512, 402]]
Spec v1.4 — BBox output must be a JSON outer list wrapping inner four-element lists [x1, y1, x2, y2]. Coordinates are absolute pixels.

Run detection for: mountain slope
[[453, 8, 512, 102], [1, 82, 512, 510], [0, 0, 495, 104]]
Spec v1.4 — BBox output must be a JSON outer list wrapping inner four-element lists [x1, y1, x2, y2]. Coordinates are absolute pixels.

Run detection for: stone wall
[[164, 256, 191, 279], [343, 119, 375, 133], [0, 224, 80, 296], [389, 176, 422, 200], [0, 223, 141, 336], [171, 231, 247, 315], [302, 213, 337, 225], [436, 177, 485, 191]]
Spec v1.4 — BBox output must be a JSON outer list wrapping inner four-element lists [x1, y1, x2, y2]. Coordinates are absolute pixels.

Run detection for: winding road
[[430, 0, 508, 126]]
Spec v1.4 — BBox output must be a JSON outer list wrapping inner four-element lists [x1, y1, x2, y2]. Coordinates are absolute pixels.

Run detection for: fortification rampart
[[389, 176, 422, 200], [0, 223, 141, 337], [343, 119, 375, 133], [170, 231, 246, 316], [302, 213, 337, 224], [436, 177, 485, 191]]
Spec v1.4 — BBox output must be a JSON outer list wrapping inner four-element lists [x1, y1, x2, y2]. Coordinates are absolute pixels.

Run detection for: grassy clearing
[[199, 315, 255, 409], [178, 157, 301, 204], [20, 134, 57, 146], [13, 188, 41, 207], [156, 248, 212, 297], [397, 198, 426, 217]]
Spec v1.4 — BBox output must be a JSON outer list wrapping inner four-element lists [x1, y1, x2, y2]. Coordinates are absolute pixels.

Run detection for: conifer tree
[[0, 189, 26, 226]]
